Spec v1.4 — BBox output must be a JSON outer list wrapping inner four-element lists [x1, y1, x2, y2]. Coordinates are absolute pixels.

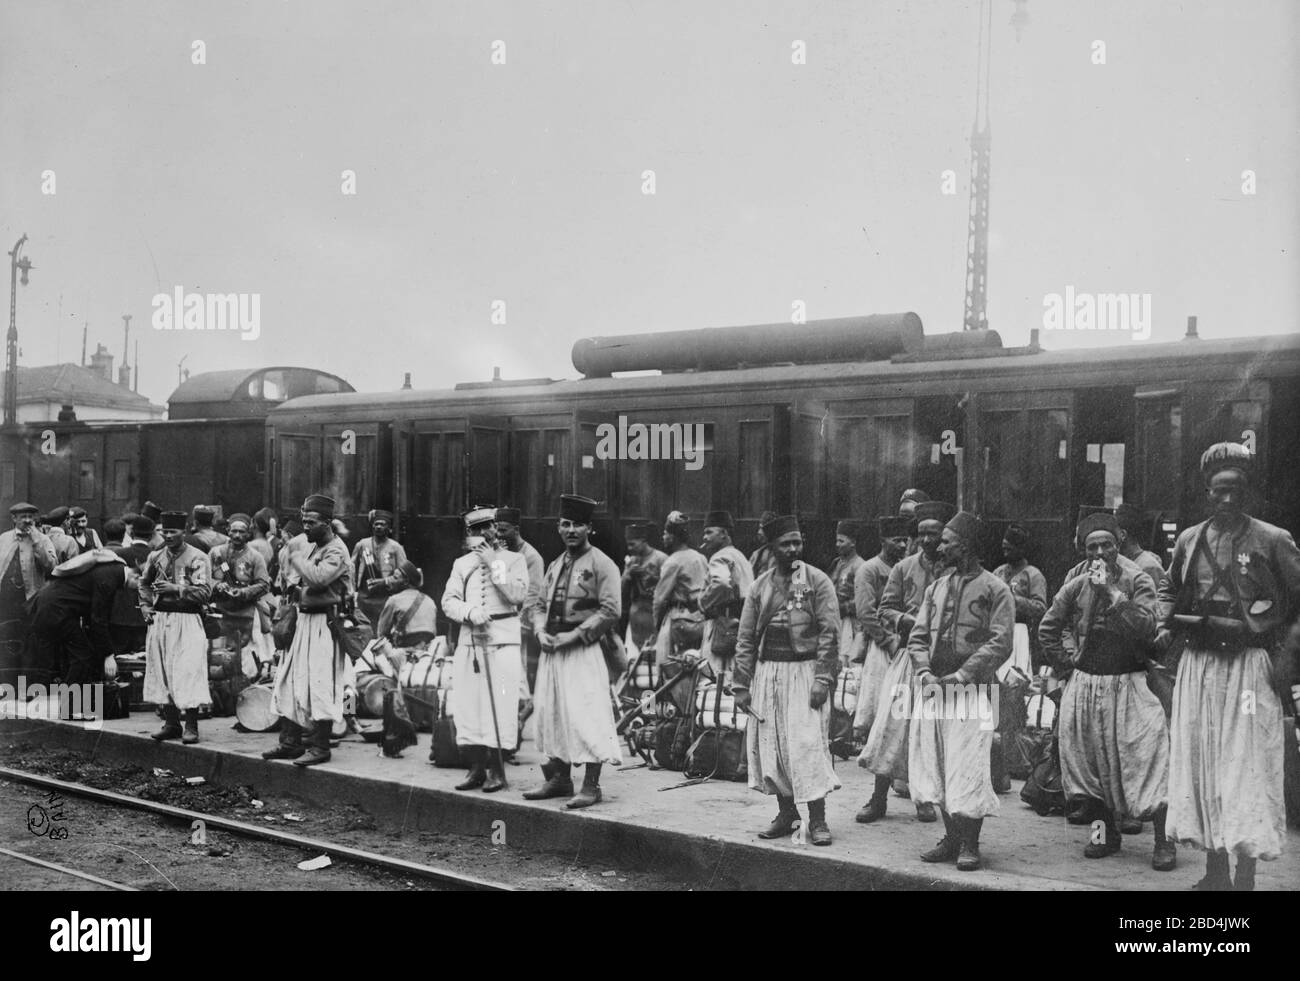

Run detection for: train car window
[[512, 429, 571, 516], [576, 423, 609, 505], [259, 370, 286, 402], [444, 433, 466, 514], [0, 461, 13, 500], [470, 427, 505, 505], [1134, 397, 1182, 513], [837, 415, 911, 521], [323, 433, 376, 514], [279, 436, 315, 508], [112, 460, 131, 501], [675, 423, 713, 515], [78, 461, 95, 500], [792, 412, 825, 516], [982, 407, 1070, 519], [739, 421, 771, 517], [413, 432, 467, 516]]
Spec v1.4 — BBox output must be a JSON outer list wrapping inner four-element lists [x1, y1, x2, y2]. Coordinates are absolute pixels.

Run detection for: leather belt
[[488, 612, 517, 621]]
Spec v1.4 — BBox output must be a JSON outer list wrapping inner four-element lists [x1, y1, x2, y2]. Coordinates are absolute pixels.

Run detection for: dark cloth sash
[[153, 598, 204, 615], [759, 624, 814, 662], [547, 618, 586, 633]]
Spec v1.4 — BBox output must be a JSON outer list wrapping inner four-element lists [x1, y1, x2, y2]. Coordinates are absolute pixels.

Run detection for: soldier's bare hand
[[732, 687, 752, 713], [808, 679, 829, 710]]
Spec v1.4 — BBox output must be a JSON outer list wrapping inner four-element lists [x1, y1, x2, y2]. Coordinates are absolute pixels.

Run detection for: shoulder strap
[[394, 592, 429, 637]]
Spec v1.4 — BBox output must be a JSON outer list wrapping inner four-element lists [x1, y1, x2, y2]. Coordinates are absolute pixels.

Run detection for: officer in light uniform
[[442, 506, 529, 793]]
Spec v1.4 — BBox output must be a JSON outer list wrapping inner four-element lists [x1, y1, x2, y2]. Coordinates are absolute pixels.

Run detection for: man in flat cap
[[652, 511, 708, 662], [1, 503, 58, 691], [264, 494, 353, 766], [856, 501, 956, 824], [748, 510, 779, 579], [352, 508, 408, 629], [139, 511, 213, 743], [908, 510, 1014, 871], [496, 507, 546, 710], [1156, 443, 1300, 890], [620, 522, 666, 654], [208, 513, 272, 654], [828, 519, 869, 667], [852, 515, 913, 749], [443, 506, 530, 792], [732, 514, 841, 845], [525, 494, 623, 808], [699, 510, 754, 682], [1039, 510, 1173, 870], [44, 506, 79, 563]]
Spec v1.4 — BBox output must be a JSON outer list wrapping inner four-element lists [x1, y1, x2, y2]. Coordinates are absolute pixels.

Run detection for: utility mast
[[962, 0, 994, 331]]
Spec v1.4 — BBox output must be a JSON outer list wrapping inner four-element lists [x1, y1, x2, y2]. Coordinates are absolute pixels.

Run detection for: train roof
[[169, 367, 354, 420], [269, 331, 1300, 419]]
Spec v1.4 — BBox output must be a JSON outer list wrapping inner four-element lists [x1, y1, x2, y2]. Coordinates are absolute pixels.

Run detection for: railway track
[[0, 766, 514, 892]]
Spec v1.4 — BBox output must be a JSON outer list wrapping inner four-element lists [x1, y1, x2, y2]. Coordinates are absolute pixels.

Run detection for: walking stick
[[471, 630, 508, 789]]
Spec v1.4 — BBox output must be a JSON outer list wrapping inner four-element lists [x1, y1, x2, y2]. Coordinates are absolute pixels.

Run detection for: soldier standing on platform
[[208, 513, 271, 653], [140, 511, 212, 744], [497, 507, 546, 706], [828, 519, 868, 666], [1, 503, 58, 690], [1039, 511, 1174, 871], [1157, 443, 1300, 891], [188, 505, 228, 552], [699, 510, 754, 682], [851, 515, 911, 740], [748, 510, 779, 578], [732, 514, 841, 845], [264, 494, 352, 767], [525, 494, 623, 809], [442, 506, 529, 793], [652, 511, 708, 661], [908, 511, 1014, 872], [352, 509, 408, 629], [856, 500, 955, 824], [620, 522, 665, 653]]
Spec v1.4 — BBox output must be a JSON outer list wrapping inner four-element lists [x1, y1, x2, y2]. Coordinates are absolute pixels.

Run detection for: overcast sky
[[3, 0, 1296, 406]]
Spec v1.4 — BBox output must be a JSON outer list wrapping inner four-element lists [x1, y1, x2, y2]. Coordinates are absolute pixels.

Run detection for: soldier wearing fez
[[526, 494, 624, 808], [352, 509, 408, 628], [732, 514, 841, 846], [264, 494, 353, 766], [699, 509, 754, 682], [1157, 443, 1300, 890], [140, 511, 212, 744], [908, 511, 1014, 871], [442, 506, 529, 792]]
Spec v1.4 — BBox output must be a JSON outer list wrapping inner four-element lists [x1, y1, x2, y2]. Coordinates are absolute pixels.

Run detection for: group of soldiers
[[2, 438, 1297, 887]]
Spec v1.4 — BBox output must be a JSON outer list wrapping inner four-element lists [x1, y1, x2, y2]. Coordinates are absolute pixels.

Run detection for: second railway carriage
[[263, 314, 1300, 609]]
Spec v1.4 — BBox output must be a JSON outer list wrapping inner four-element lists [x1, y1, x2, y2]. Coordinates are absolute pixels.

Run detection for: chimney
[[88, 343, 114, 381], [1185, 315, 1199, 339], [118, 363, 131, 388], [401, 372, 412, 390], [134, 340, 139, 392]]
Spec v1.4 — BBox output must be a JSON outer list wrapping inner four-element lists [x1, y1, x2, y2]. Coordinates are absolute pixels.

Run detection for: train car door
[[790, 398, 833, 568], [406, 416, 471, 616], [971, 388, 1075, 586], [734, 405, 783, 555], [825, 397, 915, 550], [570, 409, 614, 555], [509, 413, 573, 563], [320, 421, 384, 539], [269, 423, 321, 515]]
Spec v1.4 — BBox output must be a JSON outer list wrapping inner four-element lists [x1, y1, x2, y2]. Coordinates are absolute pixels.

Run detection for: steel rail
[[0, 767, 513, 892], [0, 844, 137, 891]]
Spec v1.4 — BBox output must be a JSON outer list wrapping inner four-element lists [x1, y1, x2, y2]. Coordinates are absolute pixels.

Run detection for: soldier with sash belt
[[351, 509, 408, 629], [856, 500, 955, 824], [443, 506, 529, 793], [733, 514, 841, 845], [140, 511, 212, 744], [1156, 443, 1300, 891], [851, 515, 911, 748], [652, 511, 707, 661], [908, 511, 1014, 872], [525, 494, 623, 809], [828, 519, 868, 667], [699, 510, 754, 683], [1040, 511, 1174, 871], [264, 494, 353, 767]]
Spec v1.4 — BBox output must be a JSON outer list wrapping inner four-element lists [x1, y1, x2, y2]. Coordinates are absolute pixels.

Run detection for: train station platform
[[2, 707, 1296, 891]]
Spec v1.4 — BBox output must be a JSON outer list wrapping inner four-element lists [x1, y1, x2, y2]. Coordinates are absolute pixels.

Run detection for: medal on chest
[[1237, 552, 1251, 576]]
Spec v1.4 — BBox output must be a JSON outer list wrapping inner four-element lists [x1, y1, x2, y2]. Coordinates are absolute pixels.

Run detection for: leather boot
[[1066, 796, 1096, 825], [565, 763, 602, 809], [262, 720, 305, 759], [807, 797, 832, 846], [758, 795, 800, 839], [921, 810, 961, 863], [152, 703, 183, 741], [1151, 805, 1176, 872], [1084, 809, 1122, 858], [523, 758, 573, 800], [957, 816, 983, 871], [855, 775, 891, 823], [1192, 851, 1232, 891], [1232, 856, 1256, 892], [455, 746, 487, 791], [293, 720, 333, 766], [182, 708, 200, 745], [1120, 816, 1144, 834], [481, 747, 508, 793], [915, 801, 937, 822], [990, 735, 1010, 793]]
